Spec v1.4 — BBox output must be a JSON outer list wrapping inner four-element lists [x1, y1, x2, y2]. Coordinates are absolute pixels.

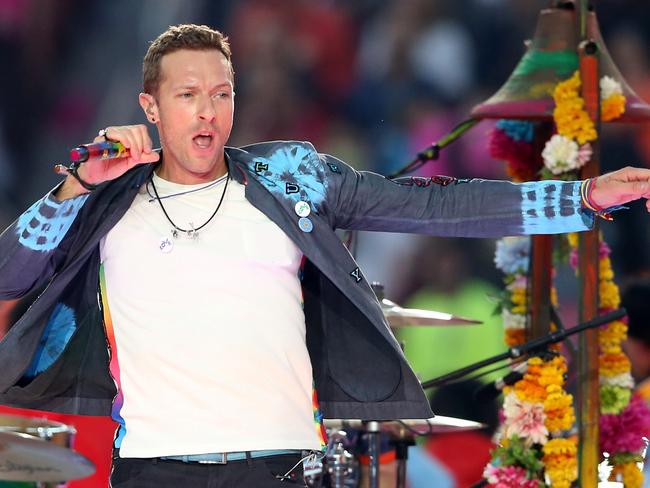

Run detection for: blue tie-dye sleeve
[[16, 192, 88, 252], [0, 190, 88, 299], [323, 155, 594, 237]]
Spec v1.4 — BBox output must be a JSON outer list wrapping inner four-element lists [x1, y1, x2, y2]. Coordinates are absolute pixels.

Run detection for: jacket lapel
[[225, 146, 404, 356]]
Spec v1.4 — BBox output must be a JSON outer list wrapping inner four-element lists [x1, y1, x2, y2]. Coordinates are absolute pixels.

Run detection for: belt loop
[[245, 451, 253, 467]]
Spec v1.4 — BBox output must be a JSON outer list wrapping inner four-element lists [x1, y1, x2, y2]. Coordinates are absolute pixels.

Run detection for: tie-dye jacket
[[0, 141, 594, 420]]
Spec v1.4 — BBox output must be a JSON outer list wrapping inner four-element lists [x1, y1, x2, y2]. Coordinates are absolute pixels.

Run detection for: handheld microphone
[[474, 363, 528, 402], [70, 141, 128, 163]]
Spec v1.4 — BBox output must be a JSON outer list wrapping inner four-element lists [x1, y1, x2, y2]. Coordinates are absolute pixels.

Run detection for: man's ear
[[139, 93, 159, 123]]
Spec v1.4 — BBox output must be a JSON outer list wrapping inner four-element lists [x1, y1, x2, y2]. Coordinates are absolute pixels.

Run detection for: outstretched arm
[[324, 154, 594, 237]]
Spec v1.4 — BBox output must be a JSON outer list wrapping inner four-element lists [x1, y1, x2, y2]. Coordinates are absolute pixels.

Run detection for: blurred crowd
[[2, 0, 650, 379], [2, 2, 650, 486]]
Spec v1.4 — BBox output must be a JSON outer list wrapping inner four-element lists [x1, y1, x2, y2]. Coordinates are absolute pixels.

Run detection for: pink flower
[[569, 240, 611, 270], [504, 393, 549, 445], [577, 143, 593, 166], [600, 395, 650, 454], [483, 464, 539, 487], [569, 247, 579, 269], [489, 128, 540, 181]]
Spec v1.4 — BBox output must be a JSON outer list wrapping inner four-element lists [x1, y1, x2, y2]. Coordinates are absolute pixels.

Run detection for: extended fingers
[[616, 166, 650, 183], [103, 125, 152, 161]]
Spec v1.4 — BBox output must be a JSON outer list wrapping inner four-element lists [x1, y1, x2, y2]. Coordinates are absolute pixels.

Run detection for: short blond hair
[[143, 24, 233, 95]]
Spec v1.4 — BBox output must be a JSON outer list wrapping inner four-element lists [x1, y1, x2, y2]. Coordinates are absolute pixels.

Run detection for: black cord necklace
[[150, 168, 230, 240]]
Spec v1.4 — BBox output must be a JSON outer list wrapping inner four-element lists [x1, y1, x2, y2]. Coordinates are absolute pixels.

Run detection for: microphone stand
[[421, 308, 626, 390]]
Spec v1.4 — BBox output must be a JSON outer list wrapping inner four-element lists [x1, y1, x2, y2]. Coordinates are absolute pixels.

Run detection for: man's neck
[[156, 154, 228, 185]]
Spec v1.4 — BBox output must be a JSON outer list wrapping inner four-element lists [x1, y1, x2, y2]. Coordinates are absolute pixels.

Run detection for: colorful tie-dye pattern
[[253, 143, 329, 211], [16, 193, 88, 252], [519, 180, 591, 234], [99, 264, 126, 448], [312, 386, 327, 449], [23, 303, 76, 377], [299, 256, 327, 449]]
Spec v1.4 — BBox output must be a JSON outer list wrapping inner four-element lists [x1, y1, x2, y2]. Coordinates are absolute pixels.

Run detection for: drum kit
[[0, 286, 483, 488], [0, 414, 94, 487], [299, 283, 486, 488]]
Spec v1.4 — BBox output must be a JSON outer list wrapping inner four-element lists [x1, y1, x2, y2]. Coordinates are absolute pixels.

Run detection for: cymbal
[[0, 431, 95, 482], [381, 299, 482, 327], [323, 416, 485, 439]]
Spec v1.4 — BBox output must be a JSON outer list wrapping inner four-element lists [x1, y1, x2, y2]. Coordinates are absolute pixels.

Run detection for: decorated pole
[[577, 39, 601, 487], [529, 124, 555, 341]]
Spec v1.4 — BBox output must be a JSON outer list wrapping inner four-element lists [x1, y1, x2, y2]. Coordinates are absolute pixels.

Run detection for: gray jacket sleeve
[[321, 154, 594, 237], [0, 190, 88, 299]]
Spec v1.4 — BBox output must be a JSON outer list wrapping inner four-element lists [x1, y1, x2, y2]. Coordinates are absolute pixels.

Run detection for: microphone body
[[70, 141, 127, 162]]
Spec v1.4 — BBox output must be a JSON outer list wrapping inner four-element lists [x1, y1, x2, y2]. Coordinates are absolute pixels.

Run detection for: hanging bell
[[471, 1, 650, 122]]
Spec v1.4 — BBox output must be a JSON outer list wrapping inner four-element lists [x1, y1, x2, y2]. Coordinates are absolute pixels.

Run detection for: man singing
[[1, 24, 650, 487]]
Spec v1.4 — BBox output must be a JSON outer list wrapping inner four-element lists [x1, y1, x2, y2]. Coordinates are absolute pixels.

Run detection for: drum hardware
[[305, 431, 359, 488], [0, 416, 75, 450], [389, 437, 415, 488], [0, 415, 95, 487], [322, 417, 485, 488], [326, 431, 358, 488], [371, 283, 482, 328], [365, 422, 380, 488], [421, 308, 627, 390]]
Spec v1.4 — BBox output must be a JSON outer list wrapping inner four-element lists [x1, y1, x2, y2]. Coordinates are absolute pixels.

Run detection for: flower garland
[[567, 232, 650, 487], [488, 238, 576, 487], [489, 120, 539, 182], [486, 69, 650, 487], [556, 70, 650, 487]]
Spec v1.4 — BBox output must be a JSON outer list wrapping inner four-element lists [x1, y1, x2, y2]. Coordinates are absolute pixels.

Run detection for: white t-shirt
[[99, 172, 322, 457]]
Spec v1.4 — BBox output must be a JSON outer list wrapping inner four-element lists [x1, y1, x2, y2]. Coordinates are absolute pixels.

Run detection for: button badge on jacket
[[298, 217, 313, 233], [294, 201, 311, 218]]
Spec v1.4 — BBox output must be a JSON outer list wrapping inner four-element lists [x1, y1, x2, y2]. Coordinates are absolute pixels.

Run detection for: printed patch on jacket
[[254, 143, 329, 209]]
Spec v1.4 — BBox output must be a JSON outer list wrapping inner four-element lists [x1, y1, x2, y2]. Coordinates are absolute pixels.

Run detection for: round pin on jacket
[[298, 217, 313, 233], [294, 201, 311, 217], [159, 236, 174, 253]]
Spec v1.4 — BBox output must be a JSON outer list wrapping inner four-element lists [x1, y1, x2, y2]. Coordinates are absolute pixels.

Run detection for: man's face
[[140, 49, 234, 184]]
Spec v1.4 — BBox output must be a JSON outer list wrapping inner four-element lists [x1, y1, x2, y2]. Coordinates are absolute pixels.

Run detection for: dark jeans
[[110, 454, 306, 487]]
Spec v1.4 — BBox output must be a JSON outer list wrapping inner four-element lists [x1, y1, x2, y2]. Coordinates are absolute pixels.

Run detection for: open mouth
[[192, 132, 214, 149]]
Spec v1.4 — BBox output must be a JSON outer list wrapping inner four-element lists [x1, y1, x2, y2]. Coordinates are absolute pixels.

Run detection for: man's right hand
[[55, 125, 160, 201]]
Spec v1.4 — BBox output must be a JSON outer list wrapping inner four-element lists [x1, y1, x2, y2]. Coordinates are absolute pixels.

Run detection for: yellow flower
[[600, 257, 614, 281], [543, 437, 577, 456], [551, 287, 559, 306], [513, 378, 547, 403], [600, 279, 621, 309], [601, 93, 626, 122], [599, 352, 631, 377], [505, 328, 526, 347], [599, 320, 628, 354], [543, 439, 578, 487], [567, 233, 579, 247], [611, 462, 643, 488]]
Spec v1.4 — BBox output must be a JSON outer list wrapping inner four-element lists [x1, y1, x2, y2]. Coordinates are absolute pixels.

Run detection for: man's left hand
[[591, 166, 650, 212]]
